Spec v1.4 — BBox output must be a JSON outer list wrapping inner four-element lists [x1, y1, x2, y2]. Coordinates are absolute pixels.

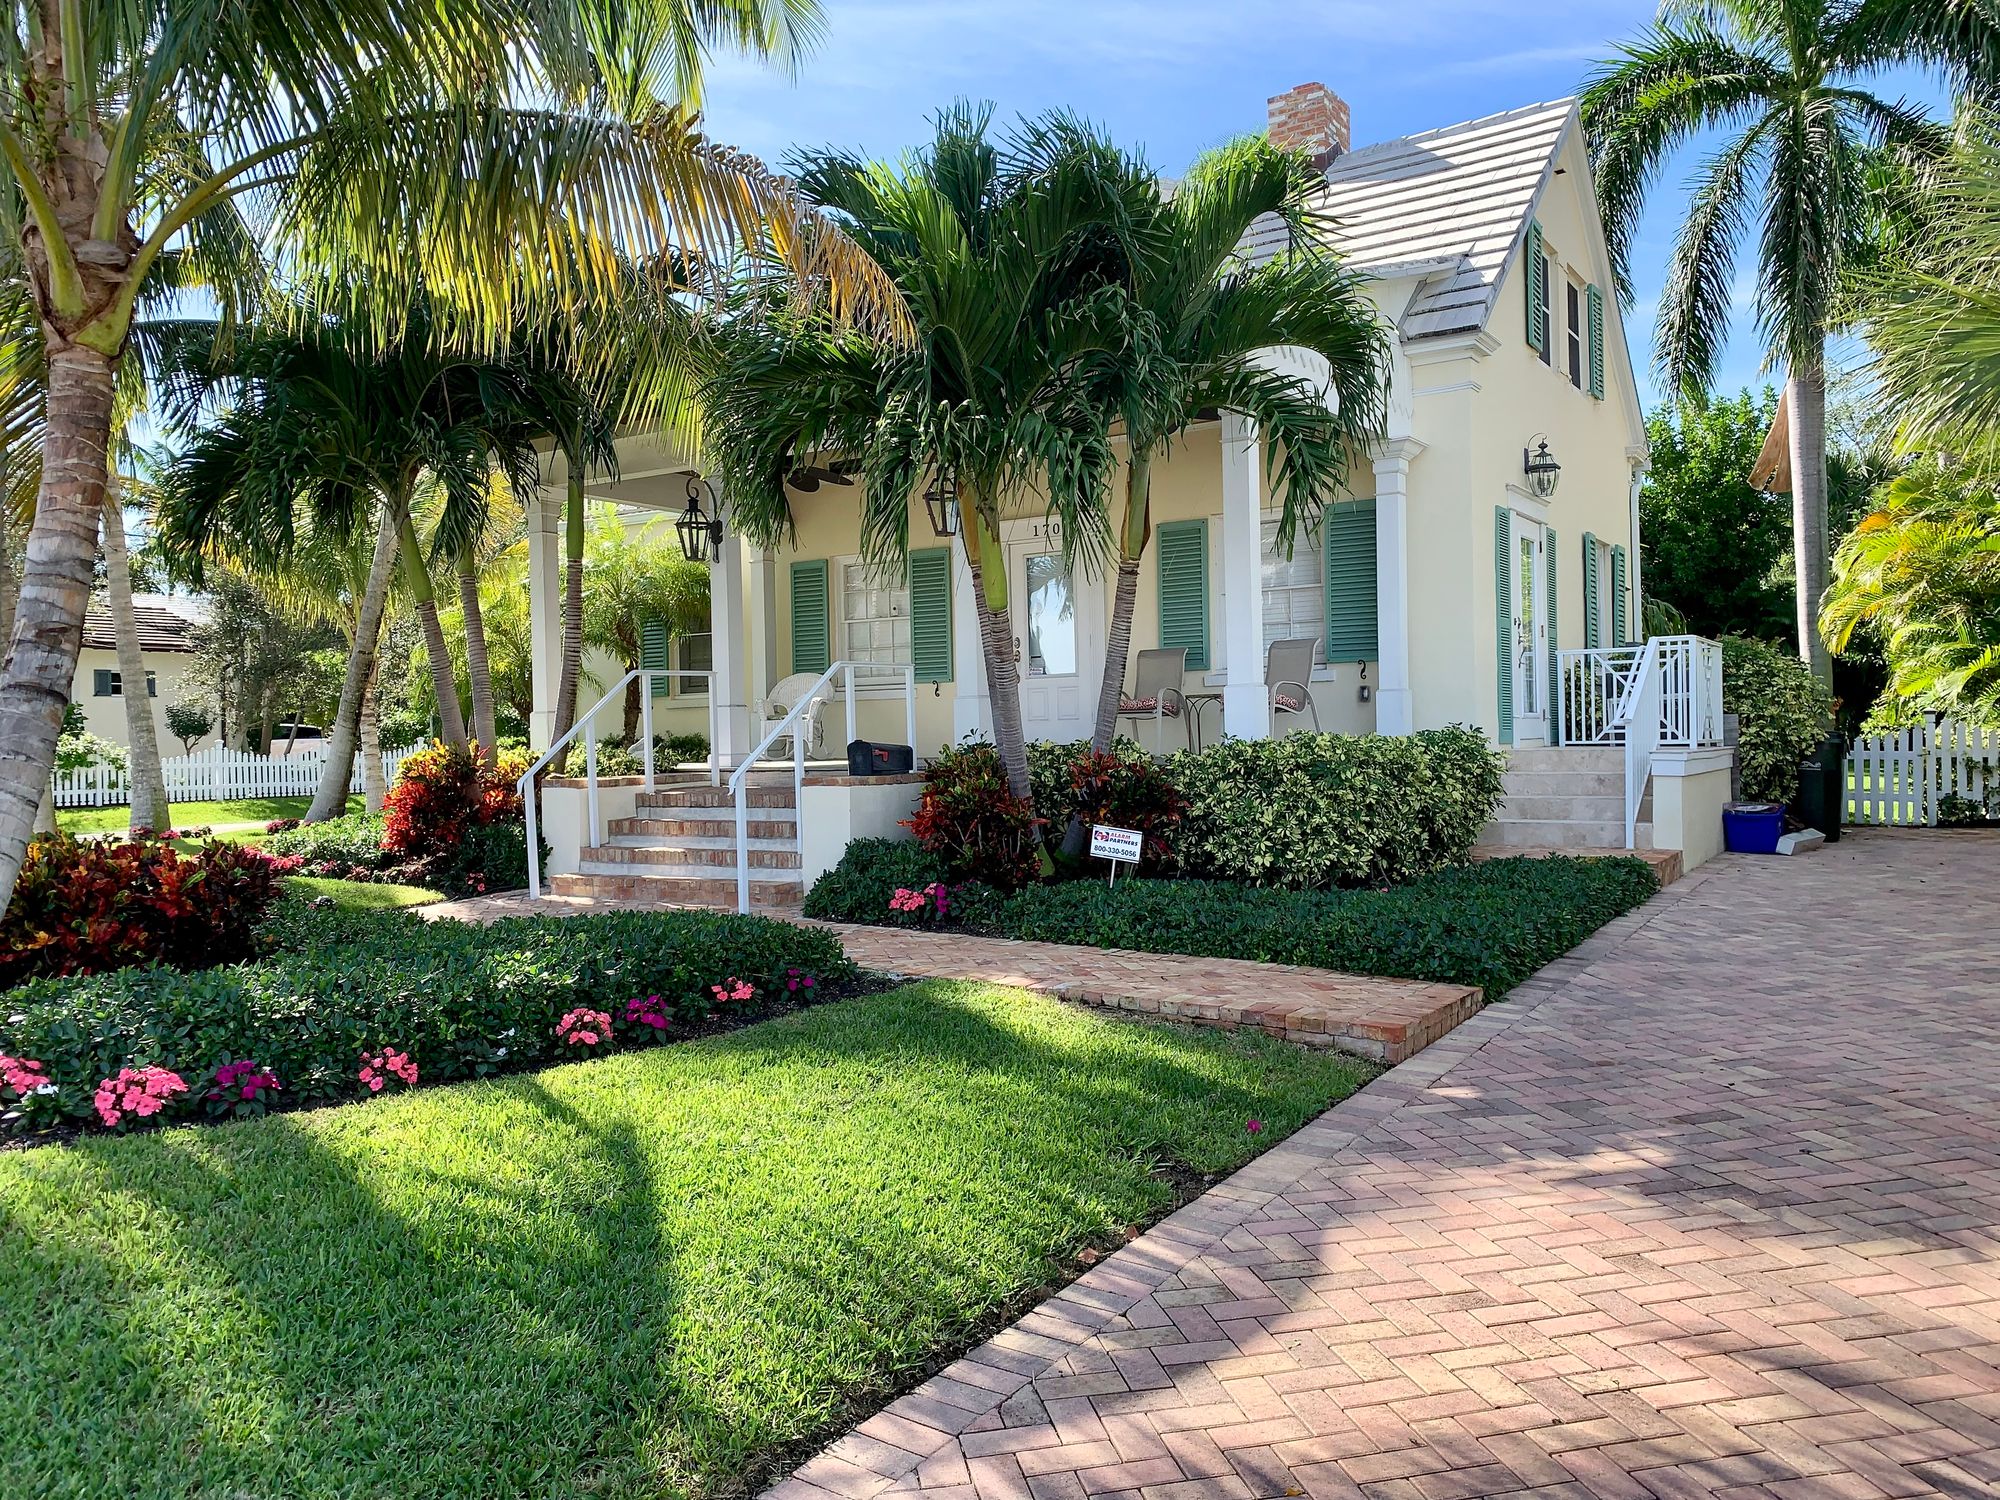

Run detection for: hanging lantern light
[[1522, 436, 1562, 500], [923, 467, 960, 538], [676, 474, 724, 563]]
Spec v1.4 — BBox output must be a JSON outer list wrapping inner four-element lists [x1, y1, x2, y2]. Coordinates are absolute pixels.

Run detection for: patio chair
[[1267, 637, 1323, 734], [1117, 647, 1191, 754], [758, 672, 835, 760]]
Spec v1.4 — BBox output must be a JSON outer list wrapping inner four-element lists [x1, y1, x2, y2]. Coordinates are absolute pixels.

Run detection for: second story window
[[1566, 279, 1585, 388], [1536, 249, 1553, 365]]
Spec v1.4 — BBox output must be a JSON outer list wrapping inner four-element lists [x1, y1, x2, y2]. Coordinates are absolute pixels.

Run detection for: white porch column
[[1219, 411, 1270, 740], [950, 541, 993, 744], [745, 545, 779, 707], [1370, 438, 1423, 736], [526, 485, 563, 749], [710, 533, 753, 762]]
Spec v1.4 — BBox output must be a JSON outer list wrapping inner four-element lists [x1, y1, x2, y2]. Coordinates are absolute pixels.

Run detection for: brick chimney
[[1267, 83, 1350, 169]]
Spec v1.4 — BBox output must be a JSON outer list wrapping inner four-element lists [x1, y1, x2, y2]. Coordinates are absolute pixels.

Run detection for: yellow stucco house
[[523, 87, 1734, 908]]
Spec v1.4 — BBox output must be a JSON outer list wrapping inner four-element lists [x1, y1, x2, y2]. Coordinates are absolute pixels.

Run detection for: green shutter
[[640, 617, 672, 697], [1612, 545, 1629, 646], [1156, 519, 1209, 672], [790, 559, 830, 676], [93, 668, 114, 697], [1581, 532, 1600, 650], [1321, 500, 1377, 660], [1524, 220, 1547, 356], [909, 547, 953, 683], [1494, 506, 1513, 745], [1544, 526, 1560, 739], [1587, 283, 1606, 399]]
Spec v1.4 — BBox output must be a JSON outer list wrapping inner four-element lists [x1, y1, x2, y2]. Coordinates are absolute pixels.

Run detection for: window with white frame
[[1261, 514, 1323, 655], [1565, 277, 1585, 388], [840, 560, 910, 664], [1593, 535, 1616, 645]]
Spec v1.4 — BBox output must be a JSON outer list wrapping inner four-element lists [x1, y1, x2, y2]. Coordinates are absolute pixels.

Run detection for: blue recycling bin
[[1722, 802, 1785, 854]]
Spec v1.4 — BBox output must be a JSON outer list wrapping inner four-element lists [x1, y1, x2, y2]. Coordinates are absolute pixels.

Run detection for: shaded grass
[[280, 874, 444, 910], [0, 981, 1372, 1500], [57, 795, 363, 837]]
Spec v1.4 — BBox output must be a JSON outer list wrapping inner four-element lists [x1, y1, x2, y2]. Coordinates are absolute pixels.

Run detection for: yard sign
[[1089, 824, 1144, 887]]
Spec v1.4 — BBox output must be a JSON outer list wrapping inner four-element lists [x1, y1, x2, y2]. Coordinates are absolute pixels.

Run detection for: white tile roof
[[1243, 98, 1577, 343]]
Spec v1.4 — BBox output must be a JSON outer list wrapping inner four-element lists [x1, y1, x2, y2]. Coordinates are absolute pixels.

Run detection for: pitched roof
[[81, 597, 200, 654], [1242, 98, 1577, 343]]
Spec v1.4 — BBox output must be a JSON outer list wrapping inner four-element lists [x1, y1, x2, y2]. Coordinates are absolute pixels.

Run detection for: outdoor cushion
[[1274, 692, 1305, 713], [1119, 696, 1180, 716]]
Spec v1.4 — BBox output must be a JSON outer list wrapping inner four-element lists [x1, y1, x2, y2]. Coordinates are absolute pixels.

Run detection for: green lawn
[[281, 874, 444, 909], [57, 795, 363, 837], [0, 981, 1372, 1500]]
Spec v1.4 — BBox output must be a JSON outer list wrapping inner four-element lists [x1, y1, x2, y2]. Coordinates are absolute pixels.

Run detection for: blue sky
[[698, 0, 1948, 413]]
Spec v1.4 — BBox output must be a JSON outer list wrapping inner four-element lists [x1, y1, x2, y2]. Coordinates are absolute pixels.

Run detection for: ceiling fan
[[785, 456, 861, 492]]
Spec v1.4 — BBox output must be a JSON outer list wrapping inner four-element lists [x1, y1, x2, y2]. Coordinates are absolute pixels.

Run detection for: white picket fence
[[1845, 721, 2000, 826], [53, 744, 422, 809]]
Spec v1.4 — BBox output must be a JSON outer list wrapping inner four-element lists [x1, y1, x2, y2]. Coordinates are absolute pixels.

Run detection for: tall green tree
[[0, 0, 900, 908], [1580, 0, 1998, 684], [574, 506, 708, 741], [707, 106, 1153, 807], [1074, 132, 1387, 750]]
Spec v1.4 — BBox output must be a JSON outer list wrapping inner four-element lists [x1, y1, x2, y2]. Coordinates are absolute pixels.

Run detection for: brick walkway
[[770, 830, 2000, 1500]]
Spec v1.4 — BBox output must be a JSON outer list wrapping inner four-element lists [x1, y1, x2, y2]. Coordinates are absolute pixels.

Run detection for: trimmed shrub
[[995, 857, 1659, 997], [654, 731, 712, 765], [1025, 736, 1148, 828], [0, 833, 287, 989], [0, 904, 855, 1133], [906, 742, 1041, 889], [262, 813, 392, 872], [382, 742, 534, 897], [1720, 634, 1835, 802], [1058, 750, 1186, 873], [1170, 728, 1505, 889], [801, 837, 945, 921]]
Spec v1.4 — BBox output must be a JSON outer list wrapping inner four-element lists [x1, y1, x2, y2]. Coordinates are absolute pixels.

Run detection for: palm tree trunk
[[962, 501, 1034, 806], [101, 489, 171, 832], [0, 345, 118, 910], [458, 557, 497, 759], [553, 470, 586, 747], [359, 659, 386, 814], [1787, 364, 1833, 683], [398, 508, 470, 753], [0, 511, 16, 657], [1090, 454, 1152, 753], [307, 501, 403, 821]]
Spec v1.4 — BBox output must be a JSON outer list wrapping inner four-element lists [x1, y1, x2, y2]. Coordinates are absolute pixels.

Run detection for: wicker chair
[[1267, 637, 1323, 734], [1116, 647, 1191, 754], [758, 672, 835, 759]]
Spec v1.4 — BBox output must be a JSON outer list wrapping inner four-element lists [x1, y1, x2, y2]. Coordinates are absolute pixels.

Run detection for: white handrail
[[519, 668, 719, 899], [1619, 638, 1664, 850], [729, 660, 916, 914]]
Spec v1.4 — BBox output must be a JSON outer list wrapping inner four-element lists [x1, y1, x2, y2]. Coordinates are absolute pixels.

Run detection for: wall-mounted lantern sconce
[[676, 474, 725, 564], [1523, 435, 1562, 500]]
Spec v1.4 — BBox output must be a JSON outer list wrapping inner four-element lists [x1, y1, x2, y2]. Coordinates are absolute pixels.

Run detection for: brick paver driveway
[[772, 831, 2000, 1500]]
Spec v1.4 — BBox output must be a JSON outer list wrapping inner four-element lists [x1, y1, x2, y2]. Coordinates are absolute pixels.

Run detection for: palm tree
[[1580, 0, 2000, 683], [707, 106, 1154, 805], [1075, 133, 1388, 750], [98, 483, 172, 830], [576, 506, 709, 740], [0, 0, 902, 909]]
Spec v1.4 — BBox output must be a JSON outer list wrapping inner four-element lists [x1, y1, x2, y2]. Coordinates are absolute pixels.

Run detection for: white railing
[[1555, 635, 1725, 851], [729, 660, 915, 913], [1848, 719, 2000, 826], [520, 669, 720, 898], [1557, 635, 1724, 751], [52, 743, 421, 809]]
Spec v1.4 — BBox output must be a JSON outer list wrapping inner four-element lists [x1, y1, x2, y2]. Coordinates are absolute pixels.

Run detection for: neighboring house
[[521, 85, 1733, 905], [72, 595, 215, 752]]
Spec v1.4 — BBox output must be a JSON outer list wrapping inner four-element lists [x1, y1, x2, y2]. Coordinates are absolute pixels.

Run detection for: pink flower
[[555, 1009, 614, 1049], [0, 1054, 48, 1098], [92, 1066, 188, 1129], [359, 1047, 419, 1093], [1245, 1119, 1264, 1135]]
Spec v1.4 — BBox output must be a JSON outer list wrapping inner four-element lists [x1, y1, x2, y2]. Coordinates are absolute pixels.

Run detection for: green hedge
[[1170, 727, 1506, 888], [1720, 634, 1834, 803], [807, 845, 1657, 998], [260, 813, 393, 871], [0, 901, 853, 1133]]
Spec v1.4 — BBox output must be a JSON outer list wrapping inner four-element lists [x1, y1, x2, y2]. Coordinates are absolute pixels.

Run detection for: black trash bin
[[1817, 730, 1845, 842], [1793, 757, 1827, 835]]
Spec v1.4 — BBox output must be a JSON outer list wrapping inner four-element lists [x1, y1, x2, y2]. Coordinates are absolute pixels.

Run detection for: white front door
[[1007, 520, 1100, 743], [1509, 510, 1548, 744]]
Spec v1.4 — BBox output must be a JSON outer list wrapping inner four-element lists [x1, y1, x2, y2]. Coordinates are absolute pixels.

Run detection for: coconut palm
[[707, 106, 1156, 805], [1580, 0, 2000, 684], [0, 0, 903, 909], [1073, 132, 1388, 750]]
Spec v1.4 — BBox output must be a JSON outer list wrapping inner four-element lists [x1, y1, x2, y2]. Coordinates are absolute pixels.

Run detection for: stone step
[[549, 870, 803, 909], [607, 814, 797, 841], [580, 844, 805, 873], [635, 784, 797, 811], [1504, 745, 1624, 773], [1479, 817, 1656, 850], [1500, 771, 1627, 798], [1495, 794, 1640, 824]]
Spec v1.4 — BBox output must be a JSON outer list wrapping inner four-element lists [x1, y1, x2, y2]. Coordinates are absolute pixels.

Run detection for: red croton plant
[[0, 833, 287, 987]]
